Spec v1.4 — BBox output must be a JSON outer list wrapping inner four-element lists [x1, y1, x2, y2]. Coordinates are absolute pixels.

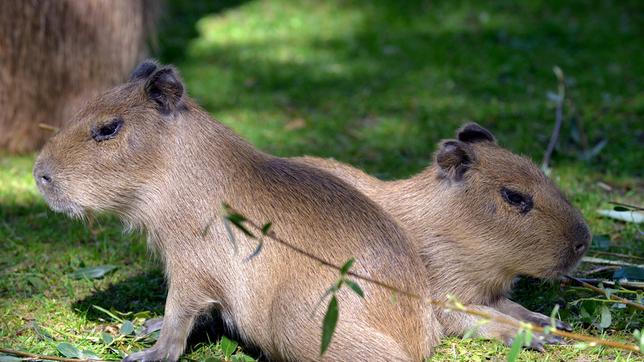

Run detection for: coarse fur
[[33, 60, 441, 361], [295, 123, 591, 349], [0, 0, 157, 153]]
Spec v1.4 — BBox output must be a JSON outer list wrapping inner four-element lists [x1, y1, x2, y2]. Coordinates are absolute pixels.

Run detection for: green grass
[[1, 0, 643, 360]]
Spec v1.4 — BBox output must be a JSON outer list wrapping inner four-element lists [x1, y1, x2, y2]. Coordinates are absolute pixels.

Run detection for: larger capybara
[[34, 60, 442, 361]]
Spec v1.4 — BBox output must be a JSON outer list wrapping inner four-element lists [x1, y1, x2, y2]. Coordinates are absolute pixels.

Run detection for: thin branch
[[224, 206, 641, 353], [609, 201, 644, 212], [566, 277, 644, 291], [38, 123, 59, 132], [582, 256, 643, 268], [563, 275, 644, 311], [580, 265, 620, 276], [0, 347, 111, 362], [588, 250, 644, 262], [444, 303, 640, 352], [244, 217, 421, 300], [542, 66, 566, 170]]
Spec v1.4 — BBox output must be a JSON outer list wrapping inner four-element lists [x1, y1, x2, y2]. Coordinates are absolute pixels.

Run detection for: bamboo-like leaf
[[261, 222, 272, 235], [344, 279, 364, 298], [222, 202, 255, 237], [226, 215, 255, 238], [340, 258, 355, 275], [320, 295, 339, 356]]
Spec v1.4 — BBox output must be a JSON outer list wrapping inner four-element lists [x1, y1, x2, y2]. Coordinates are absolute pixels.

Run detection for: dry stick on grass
[[542, 66, 566, 170], [38, 122, 60, 132], [0, 347, 110, 362], [228, 208, 641, 353], [564, 275, 644, 311]]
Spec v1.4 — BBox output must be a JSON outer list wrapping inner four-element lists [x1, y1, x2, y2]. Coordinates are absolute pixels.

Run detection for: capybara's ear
[[435, 140, 474, 182], [144, 66, 185, 115], [457, 122, 496, 144], [129, 59, 159, 82]]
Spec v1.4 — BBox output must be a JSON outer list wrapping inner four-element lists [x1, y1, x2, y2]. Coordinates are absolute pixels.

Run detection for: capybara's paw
[[123, 346, 180, 362]]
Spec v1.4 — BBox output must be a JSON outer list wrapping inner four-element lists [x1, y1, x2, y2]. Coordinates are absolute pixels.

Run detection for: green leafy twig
[[221, 204, 420, 300], [221, 205, 642, 354], [564, 275, 644, 311], [319, 258, 364, 355]]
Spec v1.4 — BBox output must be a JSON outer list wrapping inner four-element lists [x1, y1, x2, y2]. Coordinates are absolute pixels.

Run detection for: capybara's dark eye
[[501, 187, 533, 214], [91, 118, 123, 142]]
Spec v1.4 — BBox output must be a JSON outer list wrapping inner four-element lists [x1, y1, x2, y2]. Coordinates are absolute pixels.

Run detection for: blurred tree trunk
[[0, 0, 159, 153]]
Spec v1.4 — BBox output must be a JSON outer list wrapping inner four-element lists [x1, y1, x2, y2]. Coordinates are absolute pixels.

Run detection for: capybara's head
[[33, 60, 185, 218], [433, 123, 591, 278]]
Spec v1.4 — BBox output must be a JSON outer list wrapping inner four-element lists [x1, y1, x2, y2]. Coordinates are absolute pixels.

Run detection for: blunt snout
[[570, 221, 591, 257], [33, 159, 54, 190]]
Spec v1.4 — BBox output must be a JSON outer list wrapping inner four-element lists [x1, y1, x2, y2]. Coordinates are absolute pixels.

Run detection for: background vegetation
[[1, 0, 642, 360]]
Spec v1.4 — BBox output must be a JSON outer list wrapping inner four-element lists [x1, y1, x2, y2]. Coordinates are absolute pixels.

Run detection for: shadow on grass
[[72, 270, 266, 360], [163, 0, 642, 177], [155, 0, 252, 62], [71, 269, 167, 319]]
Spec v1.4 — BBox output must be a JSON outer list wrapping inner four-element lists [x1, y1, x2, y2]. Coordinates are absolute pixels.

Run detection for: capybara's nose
[[574, 241, 588, 255], [571, 222, 591, 256], [34, 162, 53, 188]]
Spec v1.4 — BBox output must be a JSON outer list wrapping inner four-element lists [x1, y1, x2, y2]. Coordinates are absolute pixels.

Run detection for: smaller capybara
[[34, 60, 442, 361], [296, 123, 591, 350]]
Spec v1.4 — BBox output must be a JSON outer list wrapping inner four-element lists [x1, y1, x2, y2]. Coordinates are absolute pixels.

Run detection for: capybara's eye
[[500, 187, 533, 214], [91, 118, 123, 142]]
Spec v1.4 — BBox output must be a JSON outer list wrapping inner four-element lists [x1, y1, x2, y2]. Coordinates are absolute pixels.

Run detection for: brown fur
[[296, 123, 591, 347], [33, 61, 441, 361], [0, 0, 157, 153]]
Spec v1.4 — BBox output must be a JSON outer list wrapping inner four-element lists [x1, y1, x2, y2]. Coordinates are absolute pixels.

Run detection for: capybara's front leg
[[123, 283, 200, 362]]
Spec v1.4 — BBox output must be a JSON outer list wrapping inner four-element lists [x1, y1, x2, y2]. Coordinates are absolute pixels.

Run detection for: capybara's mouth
[[553, 254, 584, 278], [39, 192, 85, 218]]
